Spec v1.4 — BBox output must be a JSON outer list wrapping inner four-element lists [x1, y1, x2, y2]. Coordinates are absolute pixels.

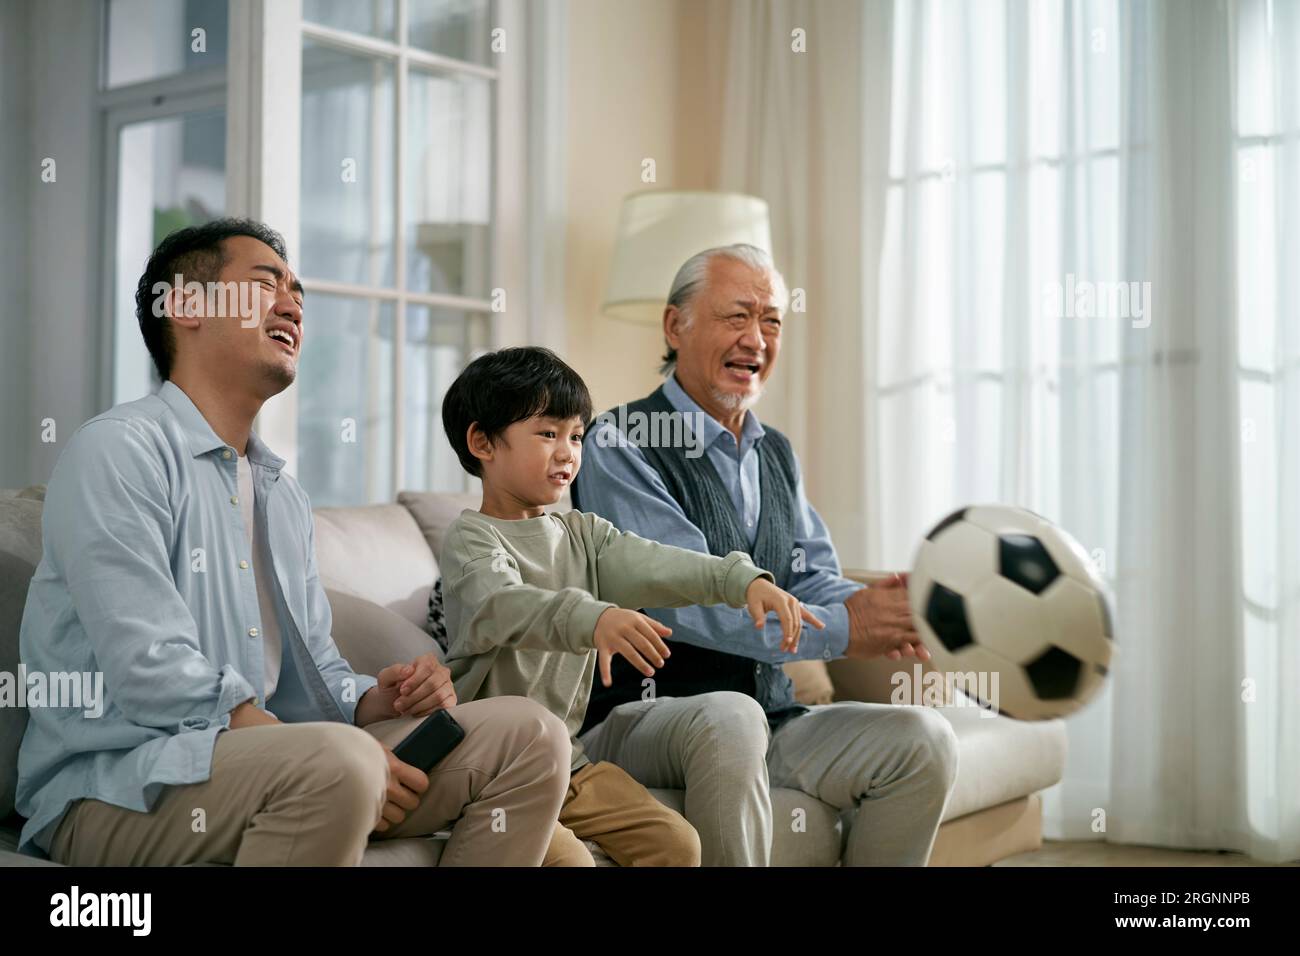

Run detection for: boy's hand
[[593, 608, 672, 688], [372, 746, 429, 835], [745, 578, 825, 653], [376, 653, 457, 718]]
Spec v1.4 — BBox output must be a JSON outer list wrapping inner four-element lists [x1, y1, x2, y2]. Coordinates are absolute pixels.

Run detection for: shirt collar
[[661, 373, 766, 453], [158, 380, 285, 471]]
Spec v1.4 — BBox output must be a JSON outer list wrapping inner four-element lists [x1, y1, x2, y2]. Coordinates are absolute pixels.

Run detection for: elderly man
[[572, 243, 959, 866]]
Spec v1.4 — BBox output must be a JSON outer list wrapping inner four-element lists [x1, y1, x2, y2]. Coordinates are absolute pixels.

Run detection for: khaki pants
[[541, 761, 701, 867], [48, 697, 571, 867]]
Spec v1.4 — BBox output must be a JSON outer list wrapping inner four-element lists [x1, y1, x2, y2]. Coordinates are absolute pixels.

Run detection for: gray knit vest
[[577, 385, 807, 730]]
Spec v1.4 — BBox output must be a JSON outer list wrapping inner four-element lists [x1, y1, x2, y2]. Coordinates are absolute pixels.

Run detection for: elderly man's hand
[[843, 574, 932, 662]]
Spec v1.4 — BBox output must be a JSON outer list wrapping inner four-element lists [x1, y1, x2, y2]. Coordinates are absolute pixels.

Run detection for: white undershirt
[[236, 454, 282, 702]]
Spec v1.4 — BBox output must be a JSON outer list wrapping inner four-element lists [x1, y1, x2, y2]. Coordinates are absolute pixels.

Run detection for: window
[[877, 0, 1125, 569], [297, 0, 495, 506], [102, 0, 229, 405], [1233, 0, 1298, 833], [104, 0, 228, 88]]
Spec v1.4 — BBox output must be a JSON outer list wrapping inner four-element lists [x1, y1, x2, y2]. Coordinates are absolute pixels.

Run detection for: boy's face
[[480, 414, 585, 507]]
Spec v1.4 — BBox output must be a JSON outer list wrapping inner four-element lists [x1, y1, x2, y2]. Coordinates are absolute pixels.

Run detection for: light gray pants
[[579, 693, 959, 866]]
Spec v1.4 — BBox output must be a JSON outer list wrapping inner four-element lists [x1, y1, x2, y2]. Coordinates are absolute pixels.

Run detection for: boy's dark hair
[[442, 347, 594, 477], [134, 218, 289, 381]]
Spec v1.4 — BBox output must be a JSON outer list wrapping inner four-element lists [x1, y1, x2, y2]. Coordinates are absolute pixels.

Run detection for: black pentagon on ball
[[1025, 645, 1082, 699], [924, 583, 974, 652], [926, 508, 968, 541], [998, 534, 1060, 594]]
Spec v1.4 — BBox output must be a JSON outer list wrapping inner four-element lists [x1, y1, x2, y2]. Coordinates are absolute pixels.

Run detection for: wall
[[0, 0, 33, 488], [562, 0, 729, 416], [0, 1, 102, 488]]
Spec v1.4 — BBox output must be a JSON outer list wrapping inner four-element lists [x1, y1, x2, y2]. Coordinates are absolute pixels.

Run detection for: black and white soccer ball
[[909, 505, 1115, 721]]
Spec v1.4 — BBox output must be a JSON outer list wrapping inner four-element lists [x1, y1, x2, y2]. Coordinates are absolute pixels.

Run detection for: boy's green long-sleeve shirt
[[440, 508, 774, 768]]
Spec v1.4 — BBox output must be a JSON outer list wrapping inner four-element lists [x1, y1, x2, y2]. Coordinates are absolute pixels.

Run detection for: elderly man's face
[[666, 257, 782, 413]]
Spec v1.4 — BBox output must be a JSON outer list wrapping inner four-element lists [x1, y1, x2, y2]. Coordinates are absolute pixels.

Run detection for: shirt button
[[239, 560, 249, 570], [221, 449, 232, 460], [231, 495, 239, 505], [248, 626, 259, 638], [754, 663, 762, 675]]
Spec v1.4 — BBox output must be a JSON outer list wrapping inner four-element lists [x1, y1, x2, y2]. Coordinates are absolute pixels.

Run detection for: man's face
[[665, 257, 782, 413], [478, 414, 585, 508], [172, 235, 304, 395]]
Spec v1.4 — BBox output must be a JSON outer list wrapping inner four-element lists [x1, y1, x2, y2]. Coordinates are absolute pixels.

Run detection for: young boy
[[438, 347, 823, 867]]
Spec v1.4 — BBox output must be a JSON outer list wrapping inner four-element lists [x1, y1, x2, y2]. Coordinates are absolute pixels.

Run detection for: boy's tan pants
[[48, 697, 570, 867], [541, 760, 701, 867]]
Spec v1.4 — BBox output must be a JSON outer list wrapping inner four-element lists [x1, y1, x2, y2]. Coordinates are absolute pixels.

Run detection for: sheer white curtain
[[716, 0, 1297, 860], [869, 0, 1299, 861]]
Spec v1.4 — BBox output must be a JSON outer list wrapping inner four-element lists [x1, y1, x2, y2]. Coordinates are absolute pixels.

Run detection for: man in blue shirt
[[16, 219, 571, 865], [573, 244, 960, 866]]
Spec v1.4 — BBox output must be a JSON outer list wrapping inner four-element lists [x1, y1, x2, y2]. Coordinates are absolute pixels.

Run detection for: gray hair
[[659, 243, 789, 376]]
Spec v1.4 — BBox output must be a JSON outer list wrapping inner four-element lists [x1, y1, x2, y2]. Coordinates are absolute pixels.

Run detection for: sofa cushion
[[397, 491, 482, 564], [326, 588, 443, 680], [397, 488, 572, 564], [0, 494, 45, 819], [312, 505, 437, 630], [933, 706, 1067, 821]]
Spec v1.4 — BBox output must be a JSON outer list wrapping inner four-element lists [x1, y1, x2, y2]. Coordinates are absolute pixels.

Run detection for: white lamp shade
[[602, 191, 773, 325]]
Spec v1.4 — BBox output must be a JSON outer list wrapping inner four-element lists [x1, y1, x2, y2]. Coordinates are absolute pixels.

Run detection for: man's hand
[[593, 608, 672, 688], [372, 747, 429, 835], [227, 699, 280, 730], [376, 653, 457, 720], [744, 578, 825, 653], [844, 573, 931, 662]]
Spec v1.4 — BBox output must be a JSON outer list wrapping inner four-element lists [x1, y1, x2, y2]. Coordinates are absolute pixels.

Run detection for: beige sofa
[[0, 486, 1067, 866]]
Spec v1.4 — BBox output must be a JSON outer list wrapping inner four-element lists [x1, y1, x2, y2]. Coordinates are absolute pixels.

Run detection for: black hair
[[442, 347, 594, 477], [134, 218, 289, 381]]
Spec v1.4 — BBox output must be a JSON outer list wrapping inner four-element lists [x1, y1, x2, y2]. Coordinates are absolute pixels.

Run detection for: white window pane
[[300, 41, 396, 288], [968, 170, 1005, 372], [919, 0, 955, 173], [302, 0, 395, 41], [878, 387, 955, 567], [953, 378, 1004, 503], [919, 175, 955, 366], [298, 296, 395, 506], [1071, 153, 1120, 365], [408, 0, 492, 64], [967, 0, 1006, 168], [405, 67, 492, 298], [113, 110, 226, 405], [1235, 0, 1276, 138], [1081, 0, 1120, 151], [1240, 380, 1278, 610], [877, 184, 909, 385], [402, 306, 489, 492], [887, 0, 913, 180], [1236, 144, 1277, 373], [1029, 161, 1062, 338], [1029, 0, 1063, 158], [105, 0, 227, 88], [1243, 608, 1281, 838]]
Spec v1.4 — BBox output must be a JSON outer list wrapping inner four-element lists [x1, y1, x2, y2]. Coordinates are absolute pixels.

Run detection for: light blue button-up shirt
[[575, 374, 862, 676], [15, 381, 378, 857]]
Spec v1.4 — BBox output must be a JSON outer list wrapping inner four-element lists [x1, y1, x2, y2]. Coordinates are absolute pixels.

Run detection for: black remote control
[[391, 709, 466, 772]]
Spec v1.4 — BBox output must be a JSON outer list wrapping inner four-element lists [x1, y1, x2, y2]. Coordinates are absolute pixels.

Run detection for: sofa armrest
[[842, 568, 899, 585], [825, 568, 956, 707]]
